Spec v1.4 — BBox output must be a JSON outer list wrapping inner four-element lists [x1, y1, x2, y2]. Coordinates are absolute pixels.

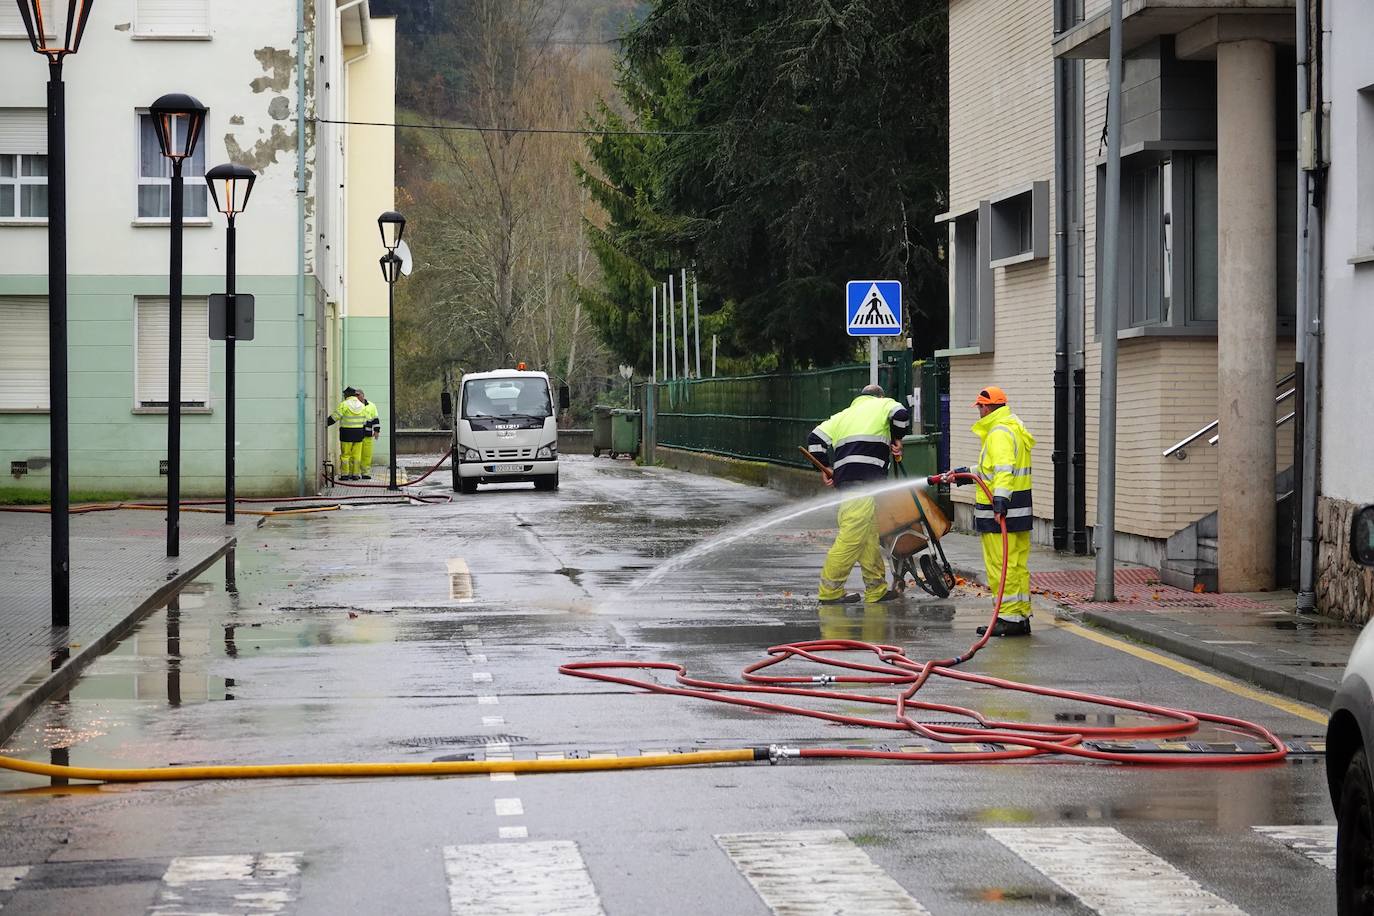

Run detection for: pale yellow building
[[940, 0, 1298, 592]]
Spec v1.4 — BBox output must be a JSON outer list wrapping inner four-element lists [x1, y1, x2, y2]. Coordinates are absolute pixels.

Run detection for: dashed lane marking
[[482, 716, 506, 726], [477, 695, 499, 705], [1254, 825, 1336, 870], [472, 672, 493, 683], [490, 772, 517, 782], [494, 798, 524, 817], [498, 827, 528, 839], [987, 827, 1247, 915], [471, 654, 488, 664], [717, 830, 931, 915], [149, 852, 302, 915], [444, 842, 603, 915]]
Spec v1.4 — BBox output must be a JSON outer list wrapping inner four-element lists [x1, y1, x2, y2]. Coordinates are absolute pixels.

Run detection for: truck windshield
[[462, 378, 552, 419]]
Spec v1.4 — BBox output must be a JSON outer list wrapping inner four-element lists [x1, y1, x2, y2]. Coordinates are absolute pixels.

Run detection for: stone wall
[[1317, 495, 1374, 623]]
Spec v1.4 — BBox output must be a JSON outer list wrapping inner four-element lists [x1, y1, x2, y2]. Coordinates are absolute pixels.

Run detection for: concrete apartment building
[[939, 0, 1306, 597], [0, 0, 395, 497]]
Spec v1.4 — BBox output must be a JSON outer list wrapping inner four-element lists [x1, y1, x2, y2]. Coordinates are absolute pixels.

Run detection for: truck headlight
[[536, 444, 555, 460], [463, 448, 481, 461]]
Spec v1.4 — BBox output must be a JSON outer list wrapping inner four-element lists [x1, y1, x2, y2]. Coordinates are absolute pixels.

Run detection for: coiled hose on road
[[0, 472, 1289, 784]]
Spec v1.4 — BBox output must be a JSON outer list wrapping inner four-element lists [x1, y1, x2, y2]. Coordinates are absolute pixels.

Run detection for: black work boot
[[976, 617, 1032, 637], [819, 593, 862, 605]]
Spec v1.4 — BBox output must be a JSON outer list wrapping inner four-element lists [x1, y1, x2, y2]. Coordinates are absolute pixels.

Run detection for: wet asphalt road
[[0, 456, 1338, 914]]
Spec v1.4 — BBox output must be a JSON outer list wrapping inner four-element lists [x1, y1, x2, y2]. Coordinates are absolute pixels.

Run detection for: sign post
[[846, 280, 903, 388]]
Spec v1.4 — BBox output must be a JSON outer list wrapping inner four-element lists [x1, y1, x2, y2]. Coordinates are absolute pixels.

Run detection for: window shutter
[[137, 298, 210, 406], [0, 298, 49, 410], [0, 6, 24, 35], [0, 109, 47, 155], [135, 0, 210, 36]]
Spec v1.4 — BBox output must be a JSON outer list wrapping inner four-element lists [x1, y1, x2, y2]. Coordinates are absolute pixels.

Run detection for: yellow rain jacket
[[971, 405, 1035, 534]]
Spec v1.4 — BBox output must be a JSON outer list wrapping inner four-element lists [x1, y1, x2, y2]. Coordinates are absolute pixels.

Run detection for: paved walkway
[[935, 530, 1356, 708], [0, 508, 246, 741]]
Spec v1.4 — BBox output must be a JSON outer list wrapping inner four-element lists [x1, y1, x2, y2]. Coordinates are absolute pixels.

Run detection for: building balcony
[[1054, 0, 1293, 60]]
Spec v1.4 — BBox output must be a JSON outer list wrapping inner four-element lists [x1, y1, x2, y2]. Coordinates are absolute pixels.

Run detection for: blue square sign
[[846, 280, 902, 336]]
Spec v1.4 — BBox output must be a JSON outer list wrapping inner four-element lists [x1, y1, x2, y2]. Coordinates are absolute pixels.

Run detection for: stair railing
[[1162, 373, 1295, 461]]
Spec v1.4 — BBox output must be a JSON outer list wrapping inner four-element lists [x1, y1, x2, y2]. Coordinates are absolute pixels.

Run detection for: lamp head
[[148, 93, 208, 162], [378, 210, 406, 251], [205, 163, 256, 218], [17, 0, 93, 63], [379, 252, 402, 284]]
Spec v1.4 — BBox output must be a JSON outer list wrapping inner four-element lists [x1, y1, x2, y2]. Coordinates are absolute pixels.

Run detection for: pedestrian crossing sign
[[846, 280, 902, 336]]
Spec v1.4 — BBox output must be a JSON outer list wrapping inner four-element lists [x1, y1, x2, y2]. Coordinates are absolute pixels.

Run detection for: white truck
[[443, 368, 569, 494]]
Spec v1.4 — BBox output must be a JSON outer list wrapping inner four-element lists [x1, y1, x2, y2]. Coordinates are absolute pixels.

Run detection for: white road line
[[149, 851, 302, 915], [444, 841, 603, 915], [987, 827, 1247, 915], [490, 772, 517, 782], [0, 865, 31, 908], [1254, 825, 1336, 870], [494, 798, 524, 817], [472, 672, 493, 683], [482, 716, 506, 726], [447, 558, 473, 601], [464, 639, 484, 648], [477, 695, 499, 705], [499, 827, 529, 839], [717, 830, 931, 915], [471, 654, 488, 664]]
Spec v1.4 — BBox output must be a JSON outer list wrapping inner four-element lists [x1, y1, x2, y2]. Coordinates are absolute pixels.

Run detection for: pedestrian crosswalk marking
[[716, 830, 931, 915], [987, 828, 1247, 915], [1254, 825, 1336, 870], [444, 841, 603, 915], [149, 851, 302, 915]]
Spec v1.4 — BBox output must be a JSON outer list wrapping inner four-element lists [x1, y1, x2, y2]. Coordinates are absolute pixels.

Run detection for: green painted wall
[[0, 274, 320, 497], [341, 315, 391, 470]]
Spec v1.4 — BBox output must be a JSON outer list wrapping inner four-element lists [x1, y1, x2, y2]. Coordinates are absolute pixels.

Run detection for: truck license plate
[[493, 463, 524, 473]]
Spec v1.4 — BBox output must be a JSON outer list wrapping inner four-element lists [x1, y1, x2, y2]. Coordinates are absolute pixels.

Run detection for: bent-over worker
[[805, 383, 911, 605]]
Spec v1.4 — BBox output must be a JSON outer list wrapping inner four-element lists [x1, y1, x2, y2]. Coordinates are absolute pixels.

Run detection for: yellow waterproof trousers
[[359, 435, 375, 475], [819, 495, 889, 604], [982, 529, 1031, 620], [339, 440, 362, 477]]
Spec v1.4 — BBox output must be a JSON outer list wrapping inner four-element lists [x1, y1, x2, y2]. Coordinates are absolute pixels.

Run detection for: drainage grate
[[392, 735, 527, 748]]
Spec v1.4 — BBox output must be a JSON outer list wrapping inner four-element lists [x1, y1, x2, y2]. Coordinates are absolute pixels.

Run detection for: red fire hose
[[560, 471, 1290, 766]]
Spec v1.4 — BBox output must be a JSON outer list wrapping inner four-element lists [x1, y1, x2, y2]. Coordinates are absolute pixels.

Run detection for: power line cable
[[311, 116, 701, 137]]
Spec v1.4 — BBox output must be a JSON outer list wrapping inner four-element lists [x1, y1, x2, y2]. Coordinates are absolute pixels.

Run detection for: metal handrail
[[1162, 373, 1297, 460]]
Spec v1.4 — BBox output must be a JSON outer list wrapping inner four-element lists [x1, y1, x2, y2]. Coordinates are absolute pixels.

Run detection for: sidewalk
[[936, 530, 1355, 709], [0, 508, 247, 743]]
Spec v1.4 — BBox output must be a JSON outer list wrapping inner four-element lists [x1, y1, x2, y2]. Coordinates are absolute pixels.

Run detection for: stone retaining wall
[[1317, 495, 1374, 623]]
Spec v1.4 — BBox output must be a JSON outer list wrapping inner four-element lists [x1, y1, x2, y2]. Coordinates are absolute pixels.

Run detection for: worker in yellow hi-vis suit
[[953, 385, 1036, 637], [805, 384, 912, 605], [327, 387, 369, 480], [356, 389, 380, 480]]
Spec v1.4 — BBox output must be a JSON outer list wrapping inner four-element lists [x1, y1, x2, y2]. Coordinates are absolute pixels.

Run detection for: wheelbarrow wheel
[[918, 553, 951, 598]]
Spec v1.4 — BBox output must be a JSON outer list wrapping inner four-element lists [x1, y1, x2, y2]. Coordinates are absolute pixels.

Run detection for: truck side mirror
[[440, 391, 453, 418], [1353, 505, 1374, 568], [558, 385, 570, 410]]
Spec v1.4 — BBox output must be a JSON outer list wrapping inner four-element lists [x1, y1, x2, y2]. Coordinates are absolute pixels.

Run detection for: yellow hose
[[0, 749, 763, 784]]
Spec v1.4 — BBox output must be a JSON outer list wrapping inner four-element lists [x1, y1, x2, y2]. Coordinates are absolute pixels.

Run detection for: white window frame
[[0, 6, 53, 39], [0, 297, 50, 412], [133, 0, 212, 40], [0, 152, 48, 221], [134, 297, 213, 412], [134, 110, 210, 224]]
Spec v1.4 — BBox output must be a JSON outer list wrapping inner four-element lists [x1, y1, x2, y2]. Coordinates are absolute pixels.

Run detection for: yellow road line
[[1048, 617, 1328, 726]]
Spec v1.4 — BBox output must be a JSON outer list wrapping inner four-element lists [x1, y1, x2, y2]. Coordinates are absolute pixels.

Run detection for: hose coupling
[[767, 745, 801, 765]]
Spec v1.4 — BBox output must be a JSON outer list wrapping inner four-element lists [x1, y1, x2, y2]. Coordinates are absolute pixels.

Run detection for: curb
[[0, 538, 236, 746], [1063, 607, 1336, 709]]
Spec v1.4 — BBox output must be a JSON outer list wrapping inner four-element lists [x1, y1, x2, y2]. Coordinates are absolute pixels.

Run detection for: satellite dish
[[618, 364, 633, 379], [397, 240, 413, 277]]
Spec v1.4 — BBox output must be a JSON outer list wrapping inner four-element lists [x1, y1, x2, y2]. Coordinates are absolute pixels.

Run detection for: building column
[[1216, 39, 1277, 592]]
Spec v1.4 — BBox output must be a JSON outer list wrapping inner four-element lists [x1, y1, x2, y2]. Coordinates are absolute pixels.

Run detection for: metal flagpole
[[668, 275, 677, 379], [693, 272, 701, 378], [651, 286, 657, 383], [680, 268, 689, 379], [662, 282, 669, 380]]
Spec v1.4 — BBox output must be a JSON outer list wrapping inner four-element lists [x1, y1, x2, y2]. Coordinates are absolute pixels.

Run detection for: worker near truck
[[953, 385, 1036, 637], [805, 384, 911, 605]]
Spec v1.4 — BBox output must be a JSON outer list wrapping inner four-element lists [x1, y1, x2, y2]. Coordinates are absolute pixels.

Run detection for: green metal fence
[[653, 362, 912, 468]]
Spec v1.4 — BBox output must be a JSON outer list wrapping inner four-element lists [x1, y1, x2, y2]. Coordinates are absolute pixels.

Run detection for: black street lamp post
[[148, 92, 206, 557], [17, 0, 95, 628], [206, 163, 255, 525], [378, 211, 406, 492]]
